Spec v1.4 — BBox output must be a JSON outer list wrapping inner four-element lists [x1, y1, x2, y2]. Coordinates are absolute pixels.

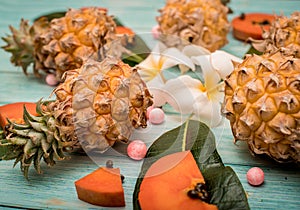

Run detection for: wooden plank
[[1, 127, 299, 210], [0, 0, 300, 210], [0, 72, 54, 106], [0, 117, 300, 209]]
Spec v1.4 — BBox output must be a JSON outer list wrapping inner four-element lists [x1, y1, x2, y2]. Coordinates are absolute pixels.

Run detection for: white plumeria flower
[[162, 53, 242, 127], [138, 41, 195, 82], [138, 42, 195, 106], [162, 75, 223, 127]]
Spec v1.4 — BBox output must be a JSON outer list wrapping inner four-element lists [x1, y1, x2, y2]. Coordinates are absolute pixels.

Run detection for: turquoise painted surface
[[0, 0, 299, 209]]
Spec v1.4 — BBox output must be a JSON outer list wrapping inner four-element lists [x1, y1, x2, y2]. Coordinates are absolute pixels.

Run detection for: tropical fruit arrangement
[[133, 120, 250, 210], [0, 0, 299, 209], [0, 57, 153, 178], [0, 6, 154, 179]]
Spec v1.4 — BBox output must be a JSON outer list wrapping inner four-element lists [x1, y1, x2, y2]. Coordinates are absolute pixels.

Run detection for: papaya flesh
[[116, 26, 135, 36], [232, 13, 275, 41], [138, 150, 218, 210], [75, 167, 125, 207], [0, 102, 37, 129]]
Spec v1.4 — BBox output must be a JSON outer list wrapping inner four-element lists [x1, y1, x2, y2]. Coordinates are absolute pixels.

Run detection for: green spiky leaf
[[0, 101, 69, 178], [1, 20, 35, 74]]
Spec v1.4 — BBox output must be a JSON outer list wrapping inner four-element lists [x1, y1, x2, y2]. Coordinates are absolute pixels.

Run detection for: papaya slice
[[116, 26, 135, 36], [232, 13, 275, 41], [0, 102, 37, 128], [75, 167, 125, 207], [138, 150, 218, 210]]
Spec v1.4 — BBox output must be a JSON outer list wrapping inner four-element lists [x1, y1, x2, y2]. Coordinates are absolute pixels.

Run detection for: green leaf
[[205, 166, 250, 210], [0, 141, 22, 161], [34, 11, 66, 22], [0, 127, 25, 160], [133, 119, 249, 210], [245, 46, 263, 56], [122, 36, 150, 66]]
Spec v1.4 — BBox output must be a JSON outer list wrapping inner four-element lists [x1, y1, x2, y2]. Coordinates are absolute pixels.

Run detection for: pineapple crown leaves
[[1, 19, 36, 75], [0, 100, 68, 179], [2, 17, 50, 76]]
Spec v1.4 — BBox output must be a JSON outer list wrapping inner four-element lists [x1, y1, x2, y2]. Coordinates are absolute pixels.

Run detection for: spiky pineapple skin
[[223, 51, 300, 163], [57, 57, 153, 152], [35, 7, 118, 80], [1, 57, 153, 177], [251, 12, 300, 58], [156, 0, 230, 52]]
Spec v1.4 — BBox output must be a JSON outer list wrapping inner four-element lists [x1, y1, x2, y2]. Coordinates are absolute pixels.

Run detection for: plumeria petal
[[163, 75, 203, 114], [138, 58, 160, 82], [162, 47, 195, 71], [191, 55, 221, 88], [138, 42, 165, 69], [209, 82, 225, 103], [146, 73, 165, 89], [192, 94, 223, 127], [138, 65, 159, 82], [182, 44, 211, 57], [145, 74, 168, 107], [152, 42, 168, 61], [180, 44, 210, 73], [211, 50, 243, 79], [138, 42, 167, 82], [138, 42, 195, 82]]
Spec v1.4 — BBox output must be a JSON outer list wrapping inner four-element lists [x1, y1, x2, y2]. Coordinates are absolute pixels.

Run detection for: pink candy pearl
[[149, 108, 165, 124], [127, 140, 147, 160], [45, 74, 58, 86], [146, 106, 154, 119], [151, 25, 160, 39], [246, 167, 264, 186]]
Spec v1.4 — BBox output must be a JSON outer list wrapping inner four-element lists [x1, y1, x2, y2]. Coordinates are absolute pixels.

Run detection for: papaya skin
[[75, 167, 125, 207], [138, 151, 218, 210], [0, 102, 37, 128]]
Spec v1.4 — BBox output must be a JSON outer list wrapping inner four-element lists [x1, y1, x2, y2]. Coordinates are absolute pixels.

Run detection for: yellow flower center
[[198, 83, 206, 92], [198, 81, 224, 102]]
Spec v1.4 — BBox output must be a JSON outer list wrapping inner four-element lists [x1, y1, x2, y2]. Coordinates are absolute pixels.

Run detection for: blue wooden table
[[0, 0, 299, 209]]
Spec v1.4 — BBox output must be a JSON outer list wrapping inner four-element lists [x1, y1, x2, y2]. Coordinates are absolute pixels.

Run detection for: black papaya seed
[[187, 189, 199, 199]]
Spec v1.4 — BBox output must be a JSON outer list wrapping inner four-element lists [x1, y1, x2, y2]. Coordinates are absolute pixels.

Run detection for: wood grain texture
[[0, 0, 299, 209]]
